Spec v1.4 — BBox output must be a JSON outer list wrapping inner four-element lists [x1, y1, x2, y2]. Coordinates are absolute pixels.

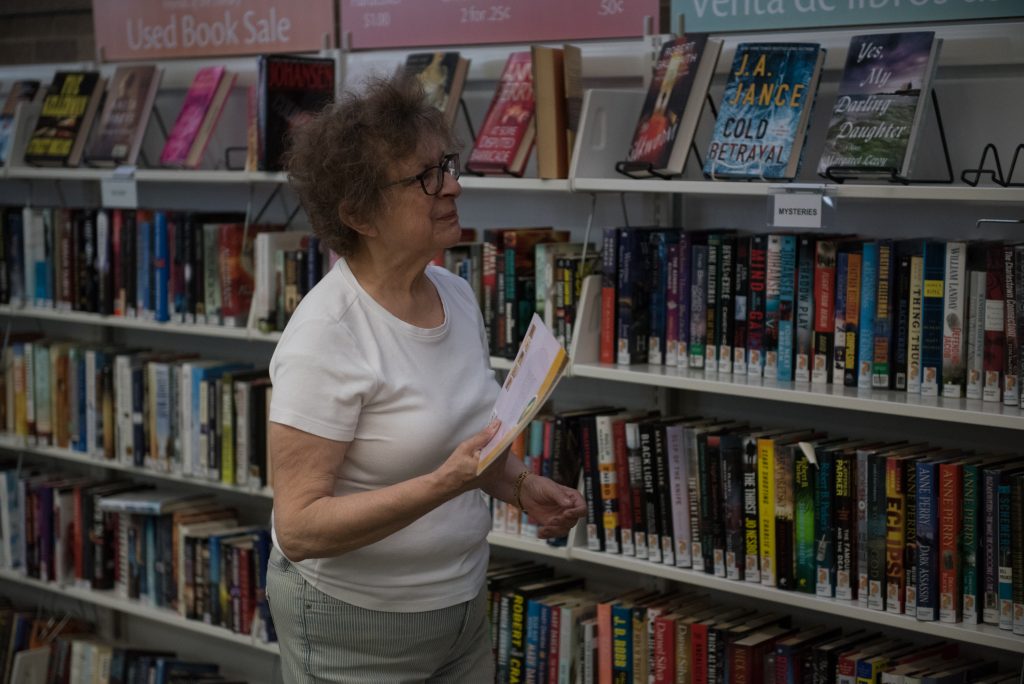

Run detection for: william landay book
[[703, 43, 825, 180], [817, 32, 941, 178]]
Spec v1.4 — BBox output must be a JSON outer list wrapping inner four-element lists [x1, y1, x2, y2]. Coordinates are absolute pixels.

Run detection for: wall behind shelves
[[0, 1, 93, 66]]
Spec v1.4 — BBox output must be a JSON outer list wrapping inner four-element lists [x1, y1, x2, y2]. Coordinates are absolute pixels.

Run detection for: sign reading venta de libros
[[671, 0, 1022, 32], [93, 0, 335, 61]]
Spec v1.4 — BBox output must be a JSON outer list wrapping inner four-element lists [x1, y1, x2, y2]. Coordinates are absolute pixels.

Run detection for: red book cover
[[690, 620, 710, 684], [600, 227, 618, 365], [612, 417, 634, 556], [467, 52, 535, 176], [239, 544, 254, 634], [1003, 245, 1019, 405], [812, 240, 837, 383], [652, 613, 676, 684], [547, 602, 561, 684], [938, 460, 963, 623], [160, 66, 232, 168], [983, 244, 1005, 402], [218, 223, 279, 327], [597, 600, 613, 684]]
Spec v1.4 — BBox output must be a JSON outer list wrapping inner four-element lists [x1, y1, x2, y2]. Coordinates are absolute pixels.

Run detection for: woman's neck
[[346, 247, 444, 327]]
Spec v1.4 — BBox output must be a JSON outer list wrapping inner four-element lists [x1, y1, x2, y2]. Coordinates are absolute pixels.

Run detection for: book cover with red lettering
[[704, 43, 824, 180], [257, 54, 336, 172], [466, 51, 535, 177], [160, 66, 235, 169]]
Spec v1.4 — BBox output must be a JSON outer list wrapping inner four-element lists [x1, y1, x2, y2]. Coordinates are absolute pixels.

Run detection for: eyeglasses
[[383, 153, 460, 196]]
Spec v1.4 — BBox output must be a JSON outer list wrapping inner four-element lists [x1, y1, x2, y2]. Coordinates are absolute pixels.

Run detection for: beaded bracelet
[[512, 470, 531, 514]]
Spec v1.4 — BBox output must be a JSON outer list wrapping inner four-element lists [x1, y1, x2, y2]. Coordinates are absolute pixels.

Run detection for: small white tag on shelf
[[772, 191, 822, 229], [101, 169, 138, 209]]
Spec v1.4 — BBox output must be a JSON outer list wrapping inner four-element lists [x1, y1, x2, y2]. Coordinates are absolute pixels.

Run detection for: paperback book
[[403, 51, 470, 128], [86, 65, 162, 167]]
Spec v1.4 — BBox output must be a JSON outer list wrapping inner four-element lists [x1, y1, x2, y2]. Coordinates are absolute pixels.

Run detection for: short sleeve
[[268, 317, 378, 442]]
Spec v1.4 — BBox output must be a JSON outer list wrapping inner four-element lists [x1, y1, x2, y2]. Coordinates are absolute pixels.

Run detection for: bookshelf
[[0, 15, 1022, 682]]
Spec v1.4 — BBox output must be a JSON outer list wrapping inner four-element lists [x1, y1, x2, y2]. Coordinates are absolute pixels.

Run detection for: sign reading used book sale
[[92, 0, 334, 61], [341, 0, 659, 50]]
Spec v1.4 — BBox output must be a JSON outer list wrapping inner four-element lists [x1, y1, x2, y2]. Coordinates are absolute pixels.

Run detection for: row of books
[[0, 54, 335, 172], [431, 226, 596, 358], [494, 406, 1024, 631], [0, 601, 246, 684], [0, 206, 328, 332], [0, 336, 274, 490], [601, 229, 1024, 405], [0, 471, 277, 645], [485, 561, 1017, 684]]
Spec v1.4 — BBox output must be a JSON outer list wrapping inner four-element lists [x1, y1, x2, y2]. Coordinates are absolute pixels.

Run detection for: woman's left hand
[[519, 475, 587, 539]]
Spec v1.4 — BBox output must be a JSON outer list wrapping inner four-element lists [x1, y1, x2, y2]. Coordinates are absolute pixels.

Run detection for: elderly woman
[[265, 75, 587, 683]]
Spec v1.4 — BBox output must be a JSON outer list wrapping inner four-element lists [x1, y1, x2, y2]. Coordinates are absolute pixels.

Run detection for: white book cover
[[941, 242, 966, 398]]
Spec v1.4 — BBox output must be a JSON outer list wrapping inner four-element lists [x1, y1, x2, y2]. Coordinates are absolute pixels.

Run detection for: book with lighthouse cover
[[703, 43, 825, 180], [817, 32, 942, 179]]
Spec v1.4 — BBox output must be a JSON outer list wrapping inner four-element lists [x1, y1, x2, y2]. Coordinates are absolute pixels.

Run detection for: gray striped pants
[[266, 548, 494, 683]]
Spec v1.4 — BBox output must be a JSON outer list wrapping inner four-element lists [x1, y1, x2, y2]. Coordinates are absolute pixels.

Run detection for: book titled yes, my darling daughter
[[704, 43, 825, 180]]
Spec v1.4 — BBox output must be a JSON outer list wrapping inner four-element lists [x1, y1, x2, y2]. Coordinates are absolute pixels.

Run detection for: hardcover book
[[24, 71, 105, 167], [624, 34, 722, 177], [160, 67, 236, 169], [403, 51, 470, 128], [817, 32, 942, 179], [703, 43, 825, 180], [257, 54, 336, 172], [467, 51, 535, 177], [0, 80, 41, 165], [86, 65, 162, 167]]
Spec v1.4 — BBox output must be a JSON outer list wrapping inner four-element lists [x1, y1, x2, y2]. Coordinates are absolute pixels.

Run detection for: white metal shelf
[[0, 305, 280, 342], [0, 568, 281, 654], [0, 435, 273, 500], [570, 177, 1024, 203], [487, 532, 572, 560], [570, 361, 1024, 431], [2, 166, 291, 185], [459, 176, 571, 192], [570, 548, 1024, 654]]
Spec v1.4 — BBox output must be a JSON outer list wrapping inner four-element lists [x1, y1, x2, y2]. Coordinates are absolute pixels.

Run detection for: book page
[[477, 314, 568, 474]]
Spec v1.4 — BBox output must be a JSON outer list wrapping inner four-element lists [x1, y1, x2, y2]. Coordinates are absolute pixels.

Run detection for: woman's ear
[[339, 203, 377, 238]]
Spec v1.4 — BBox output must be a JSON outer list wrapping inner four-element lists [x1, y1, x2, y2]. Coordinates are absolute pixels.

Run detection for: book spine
[[774, 443, 796, 591], [907, 254, 925, 394], [743, 436, 761, 583], [938, 461, 963, 623], [689, 245, 708, 369], [966, 268, 987, 400], [894, 249, 912, 391], [688, 430, 702, 571], [1013, 474, 1024, 635], [648, 232, 668, 366], [640, 422, 662, 564], [764, 235, 782, 379], [611, 603, 633, 683], [665, 241, 680, 368], [613, 420, 635, 557], [758, 438, 776, 587], [717, 237, 735, 374], [885, 455, 907, 615], [733, 237, 750, 376], [962, 462, 982, 623], [702, 435, 723, 575], [816, 450, 836, 597], [704, 235, 720, 372], [596, 415, 620, 554], [857, 243, 878, 390], [776, 234, 796, 382], [872, 241, 894, 389], [835, 451, 855, 601], [983, 468, 1000, 625], [942, 242, 967, 398], [653, 425, 675, 565], [581, 417, 604, 552], [677, 232, 691, 366], [920, 241, 946, 397], [998, 472, 1014, 630], [916, 460, 939, 621], [795, 236, 815, 383], [833, 251, 850, 387], [626, 422, 648, 560], [721, 436, 745, 580], [747, 235, 767, 377], [843, 252, 862, 388], [666, 425, 691, 567], [153, 212, 170, 322], [1017, 245, 1024, 409], [1003, 245, 1019, 406], [905, 457, 919, 615], [866, 453, 887, 611], [983, 244, 1006, 402], [794, 449, 816, 592]]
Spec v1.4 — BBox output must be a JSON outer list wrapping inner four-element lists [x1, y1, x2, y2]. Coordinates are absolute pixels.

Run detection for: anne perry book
[[160, 66, 236, 169], [466, 51, 535, 177], [623, 34, 723, 178], [703, 43, 825, 180], [86, 64, 162, 167], [817, 32, 942, 179], [477, 314, 568, 474]]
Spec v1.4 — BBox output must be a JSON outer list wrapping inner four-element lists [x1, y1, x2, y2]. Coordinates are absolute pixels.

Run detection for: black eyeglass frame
[[383, 153, 461, 196]]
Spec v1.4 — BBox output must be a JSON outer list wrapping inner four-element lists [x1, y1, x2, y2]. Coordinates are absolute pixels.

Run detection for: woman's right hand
[[434, 419, 502, 496]]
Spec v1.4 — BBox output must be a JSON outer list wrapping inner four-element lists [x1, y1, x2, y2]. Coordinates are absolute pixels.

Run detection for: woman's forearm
[[481, 455, 529, 506]]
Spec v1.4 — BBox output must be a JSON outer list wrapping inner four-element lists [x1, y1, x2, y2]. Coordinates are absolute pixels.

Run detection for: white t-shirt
[[268, 258, 499, 612]]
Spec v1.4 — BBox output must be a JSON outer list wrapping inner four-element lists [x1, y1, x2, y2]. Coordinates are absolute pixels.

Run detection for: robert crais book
[[624, 34, 722, 178], [703, 43, 825, 180], [257, 54, 336, 172], [817, 32, 942, 179]]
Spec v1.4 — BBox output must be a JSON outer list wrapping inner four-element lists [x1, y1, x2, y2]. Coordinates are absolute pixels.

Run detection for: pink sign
[[341, 0, 660, 50], [93, 0, 335, 61]]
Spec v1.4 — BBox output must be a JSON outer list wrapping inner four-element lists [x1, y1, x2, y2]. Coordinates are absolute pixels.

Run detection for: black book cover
[[258, 54, 335, 172]]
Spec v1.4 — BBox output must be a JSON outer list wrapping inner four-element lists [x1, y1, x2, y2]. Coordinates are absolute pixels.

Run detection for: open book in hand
[[476, 314, 569, 474]]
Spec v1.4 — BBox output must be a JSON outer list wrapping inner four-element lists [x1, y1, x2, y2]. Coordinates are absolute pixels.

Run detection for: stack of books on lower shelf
[[0, 472, 277, 646]]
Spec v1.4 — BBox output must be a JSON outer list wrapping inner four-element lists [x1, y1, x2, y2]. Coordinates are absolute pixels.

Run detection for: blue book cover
[[524, 598, 542, 682], [153, 212, 170, 322], [611, 602, 633, 682], [795, 237, 815, 382], [818, 32, 940, 178], [920, 241, 946, 396], [704, 43, 824, 180], [998, 473, 1014, 629], [777, 234, 797, 382], [915, 459, 939, 621], [764, 235, 782, 378], [857, 242, 879, 389], [648, 230, 671, 365]]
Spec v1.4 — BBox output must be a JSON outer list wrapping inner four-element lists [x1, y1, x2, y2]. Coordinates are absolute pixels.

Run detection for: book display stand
[[820, 90, 953, 185], [614, 95, 717, 180], [964, 143, 1024, 188]]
